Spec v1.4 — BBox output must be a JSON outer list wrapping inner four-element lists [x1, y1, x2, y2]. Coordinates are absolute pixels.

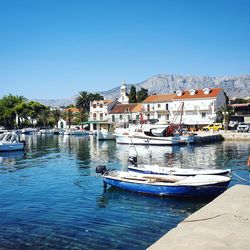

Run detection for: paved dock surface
[[148, 185, 250, 250]]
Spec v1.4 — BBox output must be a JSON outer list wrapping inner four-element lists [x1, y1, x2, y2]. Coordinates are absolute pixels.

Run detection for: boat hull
[[115, 135, 179, 146], [103, 177, 230, 198], [97, 131, 116, 140], [128, 165, 231, 176], [0, 143, 24, 151]]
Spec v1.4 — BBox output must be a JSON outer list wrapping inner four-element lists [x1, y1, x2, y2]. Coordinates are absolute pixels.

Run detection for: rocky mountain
[[102, 74, 250, 100], [33, 97, 76, 107], [34, 74, 250, 106]]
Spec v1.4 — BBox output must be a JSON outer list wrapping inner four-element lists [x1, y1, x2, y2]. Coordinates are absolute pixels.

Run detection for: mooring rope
[[232, 172, 250, 183]]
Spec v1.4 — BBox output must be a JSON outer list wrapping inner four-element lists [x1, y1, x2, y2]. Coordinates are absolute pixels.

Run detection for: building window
[[93, 104, 96, 108], [147, 104, 150, 112], [93, 113, 97, 120], [120, 115, 123, 119], [158, 104, 161, 108], [112, 115, 115, 122], [127, 115, 130, 121], [166, 104, 169, 110], [147, 114, 150, 120], [100, 113, 103, 120], [100, 104, 103, 108], [202, 112, 206, 118], [158, 114, 161, 119], [166, 114, 170, 120], [136, 115, 139, 120]]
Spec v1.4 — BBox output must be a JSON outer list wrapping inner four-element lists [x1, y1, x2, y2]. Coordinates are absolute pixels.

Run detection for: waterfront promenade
[[149, 184, 250, 250]]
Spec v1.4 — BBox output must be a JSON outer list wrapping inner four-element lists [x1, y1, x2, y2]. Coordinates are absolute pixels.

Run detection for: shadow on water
[[98, 186, 211, 211]]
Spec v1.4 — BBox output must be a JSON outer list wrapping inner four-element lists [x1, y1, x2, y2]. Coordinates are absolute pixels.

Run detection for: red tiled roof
[[174, 88, 223, 100], [143, 94, 175, 103], [231, 103, 250, 107], [109, 103, 142, 114], [103, 100, 113, 104], [65, 108, 80, 113]]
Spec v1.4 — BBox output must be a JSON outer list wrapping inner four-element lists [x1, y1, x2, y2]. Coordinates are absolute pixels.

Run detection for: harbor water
[[0, 134, 249, 249]]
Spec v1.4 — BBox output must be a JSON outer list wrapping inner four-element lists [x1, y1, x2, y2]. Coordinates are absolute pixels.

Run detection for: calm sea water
[[0, 135, 249, 249]]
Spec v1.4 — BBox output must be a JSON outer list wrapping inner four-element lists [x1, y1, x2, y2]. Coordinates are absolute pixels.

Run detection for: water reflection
[[0, 134, 249, 249]]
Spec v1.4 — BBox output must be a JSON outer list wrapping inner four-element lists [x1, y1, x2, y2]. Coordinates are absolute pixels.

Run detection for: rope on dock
[[232, 172, 250, 183]]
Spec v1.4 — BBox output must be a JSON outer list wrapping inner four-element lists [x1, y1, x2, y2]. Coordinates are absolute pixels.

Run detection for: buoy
[[247, 156, 250, 167]]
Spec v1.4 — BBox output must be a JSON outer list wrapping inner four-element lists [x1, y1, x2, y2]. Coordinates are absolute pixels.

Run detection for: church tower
[[118, 81, 129, 104]]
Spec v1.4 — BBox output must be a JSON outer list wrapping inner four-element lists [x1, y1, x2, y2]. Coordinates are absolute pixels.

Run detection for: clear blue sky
[[0, 0, 249, 99]]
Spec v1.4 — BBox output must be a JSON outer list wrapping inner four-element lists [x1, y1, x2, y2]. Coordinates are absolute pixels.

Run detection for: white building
[[108, 103, 142, 125], [58, 118, 67, 129], [173, 88, 226, 126], [142, 88, 226, 128], [142, 94, 175, 123], [118, 81, 129, 104], [89, 99, 118, 121], [89, 99, 119, 130]]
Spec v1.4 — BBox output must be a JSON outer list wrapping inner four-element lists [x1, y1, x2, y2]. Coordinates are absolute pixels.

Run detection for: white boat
[[99, 170, 231, 198], [97, 129, 116, 140], [127, 164, 231, 176], [96, 122, 116, 140], [64, 129, 89, 136], [115, 132, 180, 146], [21, 128, 37, 134], [72, 129, 90, 136], [0, 132, 25, 151]]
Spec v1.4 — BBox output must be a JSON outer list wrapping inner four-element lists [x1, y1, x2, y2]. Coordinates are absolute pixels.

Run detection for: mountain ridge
[[33, 74, 250, 106]]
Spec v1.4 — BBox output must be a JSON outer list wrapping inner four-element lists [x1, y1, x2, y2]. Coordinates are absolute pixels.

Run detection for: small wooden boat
[[0, 132, 25, 151], [102, 171, 231, 198], [128, 164, 231, 176]]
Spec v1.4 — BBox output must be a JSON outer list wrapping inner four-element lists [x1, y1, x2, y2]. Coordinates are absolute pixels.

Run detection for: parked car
[[202, 123, 224, 131], [237, 123, 250, 133]]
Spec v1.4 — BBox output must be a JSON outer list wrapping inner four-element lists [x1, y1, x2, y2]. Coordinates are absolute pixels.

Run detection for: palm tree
[[65, 109, 73, 129], [39, 107, 50, 128], [75, 91, 88, 112], [217, 105, 234, 130], [75, 91, 89, 128], [51, 109, 61, 127]]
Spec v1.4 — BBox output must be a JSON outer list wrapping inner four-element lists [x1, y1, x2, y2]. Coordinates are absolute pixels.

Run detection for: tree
[[51, 109, 61, 127], [0, 94, 26, 129], [129, 85, 137, 103], [64, 109, 73, 128], [75, 91, 104, 128], [39, 107, 50, 128], [27, 101, 47, 127], [217, 105, 234, 130], [137, 88, 149, 103]]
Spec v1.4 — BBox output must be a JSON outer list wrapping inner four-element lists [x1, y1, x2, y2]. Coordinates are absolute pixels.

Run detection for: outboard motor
[[128, 156, 137, 166], [96, 165, 107, 174]]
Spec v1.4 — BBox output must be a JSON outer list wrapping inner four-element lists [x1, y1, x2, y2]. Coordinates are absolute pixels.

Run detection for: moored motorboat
[[97, 129, 116, 140], [0, 132, 25, 151], [127, 164, 231, 176], [115, 133, 180, 146], [21, 128, 37, 134], [101, 171, 231, 198]]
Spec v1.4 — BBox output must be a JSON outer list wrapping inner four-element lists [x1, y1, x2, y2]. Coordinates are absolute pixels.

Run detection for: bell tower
[[118, 80, 129, 104]]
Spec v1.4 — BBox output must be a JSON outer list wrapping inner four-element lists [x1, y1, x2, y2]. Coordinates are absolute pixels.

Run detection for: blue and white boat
[[102, 171, 231, 198], [127, 164, 231, 176], [0, 132, 25, 151]]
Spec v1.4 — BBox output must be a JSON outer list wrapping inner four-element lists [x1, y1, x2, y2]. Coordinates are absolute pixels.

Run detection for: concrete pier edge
[[148, 184, 250, 250]]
